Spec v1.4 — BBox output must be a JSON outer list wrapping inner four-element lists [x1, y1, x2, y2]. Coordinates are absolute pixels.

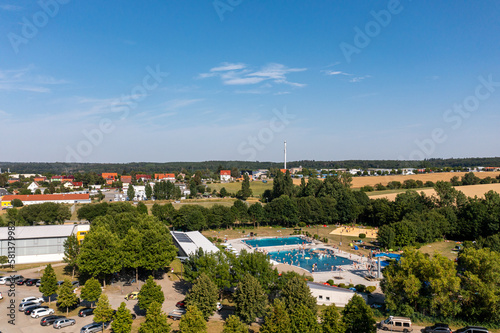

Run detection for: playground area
[[329, 226, 378, 238]]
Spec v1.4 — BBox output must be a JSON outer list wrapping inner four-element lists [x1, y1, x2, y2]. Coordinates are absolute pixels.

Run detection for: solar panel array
[[173, 232, 194, 243]]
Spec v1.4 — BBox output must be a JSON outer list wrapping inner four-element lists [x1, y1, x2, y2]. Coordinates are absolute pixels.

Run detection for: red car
[[176, 300, 186, 308]]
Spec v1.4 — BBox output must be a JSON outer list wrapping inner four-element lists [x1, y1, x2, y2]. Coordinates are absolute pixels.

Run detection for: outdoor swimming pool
[[243, 236, 311, 248], [268, 248, 355, 273], [373, 253, 401, 267]]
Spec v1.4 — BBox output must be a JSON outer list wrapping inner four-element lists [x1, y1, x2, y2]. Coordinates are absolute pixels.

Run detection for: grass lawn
[[418, 241, 459, 260], [365, 187, 428, 197]]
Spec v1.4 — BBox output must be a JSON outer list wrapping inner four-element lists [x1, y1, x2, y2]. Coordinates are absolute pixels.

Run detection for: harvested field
[[368, 183, 500, 201], [292, 171, 500, 189]]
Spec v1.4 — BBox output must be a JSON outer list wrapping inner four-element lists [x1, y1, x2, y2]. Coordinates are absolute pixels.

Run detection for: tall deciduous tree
[[112, 302, 133, 333], [57, 279, 79, 315], [127, 186, 135, 201], [260, 299, 292, 333], [139, 301, 171, 333], [235, 273, 267, 324], [122, 227, 142, 284], [80, 277, 102, 308], [289, 303, 321, 333], [186, 273, 218, 320], [138, 276, 165, 312], [137, 201, 148, 214], [63, 234, 80, 279], [179, 305, 207, 333], [77, 225, 121, 286], [39, 264, 58, 305], [145, 183, 152, 200], [223, 315, 248, 333], [94, 294, 114, 332], [238, 174, 253, 200], [280, 275, 317, 312], [341, 295, 376, 333]]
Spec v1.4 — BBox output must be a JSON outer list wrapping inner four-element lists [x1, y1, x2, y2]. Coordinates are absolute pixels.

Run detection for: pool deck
[[227, 237, 381, 288]]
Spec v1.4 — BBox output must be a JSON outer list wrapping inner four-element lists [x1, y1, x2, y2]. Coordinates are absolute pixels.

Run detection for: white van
[[378, 316, 413, 332]]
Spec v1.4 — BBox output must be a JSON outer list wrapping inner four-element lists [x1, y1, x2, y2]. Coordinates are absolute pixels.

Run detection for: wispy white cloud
[[0, 4, 22, 11], [199, 62, 307, 88], [322, 70, 351, 76], [0, 66, 68, 93], [349, 75, 371, 83]]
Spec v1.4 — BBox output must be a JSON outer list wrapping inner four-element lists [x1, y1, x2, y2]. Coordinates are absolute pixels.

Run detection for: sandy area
[[329, 226, 378, 238], [369, 183, 500, 201], [293, 171, 500, 189]]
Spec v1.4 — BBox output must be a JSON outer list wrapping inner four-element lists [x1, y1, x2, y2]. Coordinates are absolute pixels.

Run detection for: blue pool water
[[243, 236, 311, 248], [373, 253, 401, 259], [268, 248, 355, 273]]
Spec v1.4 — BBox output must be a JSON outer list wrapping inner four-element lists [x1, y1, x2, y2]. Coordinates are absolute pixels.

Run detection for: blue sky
[[1, 0, 499, 163]]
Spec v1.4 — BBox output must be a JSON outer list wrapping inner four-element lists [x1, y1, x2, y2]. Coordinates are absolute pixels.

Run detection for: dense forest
[[1, 157, 500, 174]]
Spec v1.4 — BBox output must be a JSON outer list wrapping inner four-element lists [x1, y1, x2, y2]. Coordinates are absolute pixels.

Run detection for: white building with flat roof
[[170, 231, 219, 260], [307, 282, 368, 307]]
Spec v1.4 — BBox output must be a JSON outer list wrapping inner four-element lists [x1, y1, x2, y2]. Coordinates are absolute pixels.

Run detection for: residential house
[[220, 170, 232, 182], [101, 173, 118, 181], [155, 173, 176, 181], [136, 174, 152, 182], [34, 176, 47, 182], [121, 175, 132, 184], [27, 182, 40, 193], [8, 178, 19, 184]]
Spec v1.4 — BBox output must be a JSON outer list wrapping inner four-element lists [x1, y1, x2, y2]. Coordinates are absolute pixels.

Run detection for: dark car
[[40, 315, 65, 326], [123, 278, 136, 286], [72, 281, 80, 288], [24, 305, 48, 315], [78, 307, 94, 317], [454, 327, 489, 333], [423, 324, 452, 333], [25, 278, 40, 286], [176, 300, 186, 308], [16, 278, 31, 285]]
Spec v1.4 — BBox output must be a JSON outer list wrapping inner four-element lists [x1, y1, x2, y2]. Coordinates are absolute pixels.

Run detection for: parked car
[[9, 275, 24, 283], [176, 300, 186, 308], [36, 280, 42, 287], [0, 292, 3, 300], [25, 279, 40, 286], [31, 307, 54, 318], [53, 318, 76, 329], [56, 280, 64, 286], [217, 302, 222, 311], [378, 316, 412, 332], [78, 307, 94, 317], [21, 296, 44, 304], [125, 291, 139, 300], [19, 301, 41, 312], [24, 305, 48, 315], [168, 309, 186, 320], [123, 278, 136, 286], [17, 278, 32, 285], [454, 327, 489, 333], [80, 322, 110, 333], [423, 324, 452, 333], [40, 315, 65, 326], [72, 281, 80, 288]]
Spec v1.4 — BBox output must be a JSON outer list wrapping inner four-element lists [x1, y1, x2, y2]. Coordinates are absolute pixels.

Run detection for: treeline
[[1, 203, 71, 226], [383, 247, 500, 326], [3, 156, 500, 174]]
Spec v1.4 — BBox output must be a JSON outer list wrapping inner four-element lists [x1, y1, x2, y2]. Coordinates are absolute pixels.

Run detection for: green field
[[364, 187, 429, 197], [418, 241, 459, 260], [206, 180, 273, 197]]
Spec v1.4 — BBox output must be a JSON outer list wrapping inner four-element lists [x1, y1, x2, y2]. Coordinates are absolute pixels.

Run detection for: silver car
[[53, 318, 76, 329]]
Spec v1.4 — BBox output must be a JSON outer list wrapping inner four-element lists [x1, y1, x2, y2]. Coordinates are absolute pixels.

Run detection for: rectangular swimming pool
[[268, 248, 355, 272], [243, 236, 311, 248]]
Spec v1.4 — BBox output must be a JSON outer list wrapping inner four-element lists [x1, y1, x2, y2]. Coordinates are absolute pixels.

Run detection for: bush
[[11, 199, 23, 207], [338, 283, 346, 289], [323, 237, 328, 243], [298, 222, 306, 228], [348, 284, 354, 289], [366, 286, 376, 293], [313, 234, 319, 240], [327, 279, 335, 286], [359, 233, 366, 239], [355, 284, 366, 293]]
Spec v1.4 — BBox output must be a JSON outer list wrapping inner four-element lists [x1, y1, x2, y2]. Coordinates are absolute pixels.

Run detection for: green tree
[[57, 279, 79, 315], [289, 303, 321, 333], [321, 304, 344, 333], [137, 201, 148, 214], [112, 302, 133, 333], [39, 264, 58, 305], [34, 188, 42, 194], [179, 305, 207, 333], [138, 276, 165, 312], [11, 198, 23, 207], [138, 217, 178, 272], [238, 174, 253, 200], [139, 301, 171, 333], [280, 275, 317, 312], [223, 315, 248, 333], [220, 187, 228, 198], [122, 227, 142, 285], [94, 294, 114, 332], [235, 273, 267, 324], [145, 183, 152, 200], [127, 185, 135, 200], [80, 277, 102, 308], [341, 295, 376, 333], [63, 234, 80, 279], [186, 273, 218, 320], [260, 299, 292, 333], [77, 225, 121, 286]]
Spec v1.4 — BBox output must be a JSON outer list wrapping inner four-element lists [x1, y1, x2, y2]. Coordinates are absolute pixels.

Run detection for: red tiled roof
[[220, 170, 231, 176], [136, 174, 151, 179], [72, 182, 83, 186], [1, 194, 90, 202]]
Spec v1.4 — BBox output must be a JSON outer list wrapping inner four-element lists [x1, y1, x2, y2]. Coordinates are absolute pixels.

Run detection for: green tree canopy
[[179, 305, 207, 333], [39, 264, 58, 304], [112, 302, 133, 333], [185, 273, 219, 320], [57, 279, 79, 315], [235, 273, 268, 324], [94, 294, 114, 331], [63, 234, 80, 279], [138, 301, 171, 333], [138, 276, 165, 312], [260, 299, 292, 333], [341, 295, 376, 333], [80, 277, 102, 307], [321, 304, 344, 333], [223, 315, 248, 333]]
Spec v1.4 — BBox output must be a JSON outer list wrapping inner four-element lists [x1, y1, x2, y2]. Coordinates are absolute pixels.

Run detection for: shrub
[[366, 286, 376, 293], [313, 234, 319, 240], [327, 279, 335, 286], [323, 237, 328, 243], [359, 233, 366, 239], [338, 283, 346, 289], [298, 222, 306, 228], [354, 284, 366, 293]]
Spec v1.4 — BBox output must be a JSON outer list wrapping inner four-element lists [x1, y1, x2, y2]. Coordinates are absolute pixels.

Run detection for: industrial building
[[0, 224, 90, 264], [307, 281, 368, 307], [170, 231, 219, 260], [0, 193, 91, 208]]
